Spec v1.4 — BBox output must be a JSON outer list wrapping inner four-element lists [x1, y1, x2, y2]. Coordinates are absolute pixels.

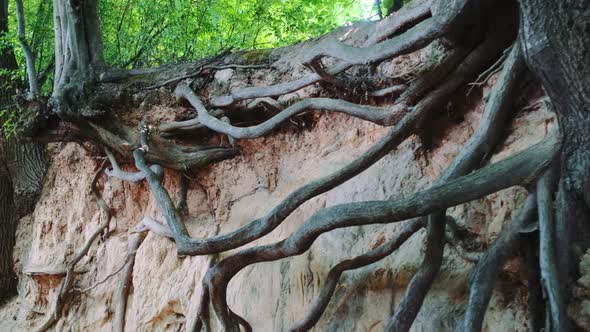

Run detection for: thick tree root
[[365, 0, 433, 45], [463, 193, 538, 332], [386, 39, 525, 332], [537, 170, 569, 331], [523, 232, 544, 331], [387, 213, 445, 331], [205, 133, 559, 330], [113, 225, 147, 332], [298, 0, 499, 67], [208, 0, 439, 108], [175, 86, 405, 137], [289, 218, 426, 332]]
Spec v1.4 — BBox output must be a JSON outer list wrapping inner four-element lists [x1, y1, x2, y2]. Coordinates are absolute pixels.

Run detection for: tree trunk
[[519, 0, 590, 330], [0, 0, 47, 302]]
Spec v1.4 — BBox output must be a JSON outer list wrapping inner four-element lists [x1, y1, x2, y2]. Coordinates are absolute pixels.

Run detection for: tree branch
[[15, 0, 39, 96]]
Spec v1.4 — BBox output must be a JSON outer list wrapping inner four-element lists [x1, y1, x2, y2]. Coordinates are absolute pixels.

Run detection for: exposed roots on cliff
[[290, 218, 426, 332], [23, 0, 590, 330]]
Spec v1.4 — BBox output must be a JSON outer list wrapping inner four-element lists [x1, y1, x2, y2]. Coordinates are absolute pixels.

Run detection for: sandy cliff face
[[0, 32, 566, 331]]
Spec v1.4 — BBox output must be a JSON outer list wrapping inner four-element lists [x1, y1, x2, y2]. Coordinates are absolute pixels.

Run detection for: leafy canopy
[[5, 0, 372, 75]]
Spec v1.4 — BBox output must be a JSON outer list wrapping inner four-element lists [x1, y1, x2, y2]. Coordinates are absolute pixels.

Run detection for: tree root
[[368, 84, 407, 98], [463, 193, 538, 332], [388, 41, 526, 331], [134, 29, 517, 261], [205, 133, 559, 330], [87, 121, 239, 171], [537, 170, 569, 331], [113, 224, 147, 332], [299, 0, 500, 68], [207, 0, 438, 108], [523, 232, 544, 331], [365, 0, 433, 45], [386, 213, 445, 331], [175, 85, 404, 137], [289, 218, 426, 332], [105, 147, 161, 182], [36, 161, 112, 332]]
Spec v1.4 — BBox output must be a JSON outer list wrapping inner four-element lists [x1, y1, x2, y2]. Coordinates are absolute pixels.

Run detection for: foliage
[[1, 0, 374, 133], [98, 0, 369, 68], [6, 0, 372, 78], [0, 108, 17, 138]]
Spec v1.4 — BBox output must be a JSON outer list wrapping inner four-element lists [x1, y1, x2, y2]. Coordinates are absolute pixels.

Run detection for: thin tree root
[[36, 161, 113, 332], [289, 218, 425, 332]]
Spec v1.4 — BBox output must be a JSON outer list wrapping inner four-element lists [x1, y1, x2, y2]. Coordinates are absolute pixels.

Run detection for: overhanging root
[[365, 0, 433, 45], [298, 0, 499, 67], [289, 218, 426, 332], [175, 84, 406, 138], [36, 161, 113, 332], [148, 33, 505, 255], [206, 133, 560, 330], [463, 193, 538, 332], [387, 40, 526, 331], [105, 147, 161, 182], [207, 0, 439, 108], [137, 30, 520, 259]]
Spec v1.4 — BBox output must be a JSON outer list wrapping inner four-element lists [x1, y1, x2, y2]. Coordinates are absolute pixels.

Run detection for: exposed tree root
[[365, 0, 433, 45], [299, 0, 501, 67], [36, 161, 112, 332], [113, 225, 147, 332], [133, 38, 489, 256], [463, 193, 538, 332], [523, 232, 545, 331], [138, 216, 174, 239], [289, 218, 426, 332], [387, 213, 445, 331], [387, 39, 525, 332], [177, 174, 190, 216], [208, 0, 438, 108], [105, 147, 161, 182], [300, 18, 440, 67], [87, 121, 239, 171], [10, 0, 588, 330], [129, 26, 516, 279], [176, 86, 405, 137], [168, 36, 470, 138], [205, 133, 559, 330], [537, 170, 569, 331], [368, 84, 407, 98]]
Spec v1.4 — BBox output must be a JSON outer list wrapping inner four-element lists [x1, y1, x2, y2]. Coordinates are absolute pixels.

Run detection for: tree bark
[[519, 0, 590, 315], [0, 0, 48, 302]]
